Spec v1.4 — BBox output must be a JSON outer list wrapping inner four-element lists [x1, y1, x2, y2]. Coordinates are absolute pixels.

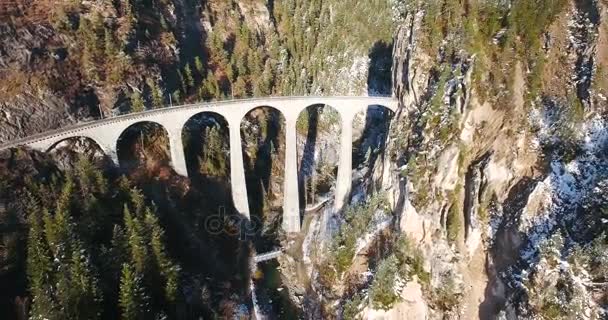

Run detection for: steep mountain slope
[[1, 0, 608, 319], [0, 0, 394, 143], [342, 0, 608, 318]]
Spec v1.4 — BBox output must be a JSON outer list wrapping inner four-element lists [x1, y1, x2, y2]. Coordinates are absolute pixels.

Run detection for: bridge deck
[[0, 95, 397, 150], [0, 95, 399, 234], [254, 250, 283, 263]]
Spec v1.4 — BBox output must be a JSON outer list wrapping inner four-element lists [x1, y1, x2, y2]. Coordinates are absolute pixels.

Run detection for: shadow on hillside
[[338, 39, 396, 205], [132, 113, 251, 318], [351, 106, 394, 199], [367, 41, 394, 96], [299, 105, 321, 210], [241, 107, 285, 253]]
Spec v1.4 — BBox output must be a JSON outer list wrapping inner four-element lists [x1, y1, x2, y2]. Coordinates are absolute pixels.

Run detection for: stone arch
[[46, 135, 106, 154], [116, 121, 171, 172], [296, 103, 342, 208], [46, 135, 110, 167], [240, 105, 287, 246], [241, 104, 289, 123], [182, 111, 231, 182]]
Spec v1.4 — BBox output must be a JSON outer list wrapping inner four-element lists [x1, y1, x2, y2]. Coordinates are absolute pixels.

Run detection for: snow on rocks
[[353, 209, 392, 257]]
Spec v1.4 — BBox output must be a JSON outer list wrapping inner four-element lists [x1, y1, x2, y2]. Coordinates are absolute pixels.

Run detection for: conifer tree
[[43, 178, 73, 257], [119, 263, 147, 320], [171, 90, 181, 105], [144, 212, 179, 303], [99, 224, 129, 287], [201, 71, 220, 100], [184, 63, 195, 89], [29, 176, 103, 320], [108, 52, 130, 84], [261, 59, 274, 94], [233, 77, 248, 98], [104, 27, 118, 59], [59, 243, 101, 320], [119, 0, 136, 45], [194, 56, 204, 75], [84, 156, 107, 192], [130, 188, 146, 217], [82, 44, 99, 82], [79, 17, 102, 83], [130, 91, 145, 113], [27, 209, 59, 320], [110, 224, 129, 264], [148, 79, 165, 109], [177, 70, 187, 95], [123, 205, 148, 273]]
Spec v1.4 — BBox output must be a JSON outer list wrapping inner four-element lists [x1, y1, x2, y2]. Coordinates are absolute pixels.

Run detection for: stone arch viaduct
[[0, 96, 398, 233]]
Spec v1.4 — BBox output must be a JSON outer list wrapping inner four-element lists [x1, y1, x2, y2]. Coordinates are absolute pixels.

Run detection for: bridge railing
[[0, 95, 395, 150]]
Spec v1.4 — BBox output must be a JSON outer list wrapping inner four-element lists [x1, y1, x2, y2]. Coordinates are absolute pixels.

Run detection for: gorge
[[1, 0, 608, 319]]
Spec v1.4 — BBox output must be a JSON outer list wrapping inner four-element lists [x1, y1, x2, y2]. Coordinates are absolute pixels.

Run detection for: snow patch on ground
[[512, 112, 608, 308], [354, 209, 392, 256]]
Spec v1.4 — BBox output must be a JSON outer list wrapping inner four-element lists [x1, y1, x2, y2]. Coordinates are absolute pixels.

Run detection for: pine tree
[[79, 16, 103, 82], [108, 52, 130, 84], [104, 27, 118, 58], [123, 205, 148, 273], [78, 156, 107, 195], [43, 180, 72, 258], [183, 64, 194, 89], [261, 60, 274, 95], [232, 76, 248, 98], [130, 91, 145, 113], [119, 0, 136, 46], [130, 188, 146, 217], [110, 225, 129, 266], [119, 263, 147, 320], [82, 43, 99, 82], [145, 211, 179, 303], [369, 255, 400, 310], [177, 70, 187, 94], [27, 209, 59, 320], [201, 71, 220, 100], [61, 243, 102, 320], [99, 224, 129, 287], [148, 79, 164, 109], [194, 56, 204, 76], [31, 177, 103, 319], [171, 90, 181, 105]]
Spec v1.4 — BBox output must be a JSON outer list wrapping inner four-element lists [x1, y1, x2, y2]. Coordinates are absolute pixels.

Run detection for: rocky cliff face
[[275, 1, 607, 319], [2, 1, 607, 319], [370, 1, 608, 319]]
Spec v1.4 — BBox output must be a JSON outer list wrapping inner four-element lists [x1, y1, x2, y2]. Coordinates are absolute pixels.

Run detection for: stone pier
[[1, 96, 398, 233]]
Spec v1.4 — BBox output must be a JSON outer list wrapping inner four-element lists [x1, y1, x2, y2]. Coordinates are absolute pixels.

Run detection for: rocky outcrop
[[0, 91, 76, 144], [375, 0, 608, 319]]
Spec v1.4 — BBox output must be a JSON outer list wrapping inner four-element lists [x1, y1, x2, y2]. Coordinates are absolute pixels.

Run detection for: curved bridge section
[[0, 96, 398, 233]]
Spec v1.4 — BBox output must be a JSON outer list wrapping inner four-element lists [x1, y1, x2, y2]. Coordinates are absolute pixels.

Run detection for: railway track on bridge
[[0, 95, 397, 150]]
